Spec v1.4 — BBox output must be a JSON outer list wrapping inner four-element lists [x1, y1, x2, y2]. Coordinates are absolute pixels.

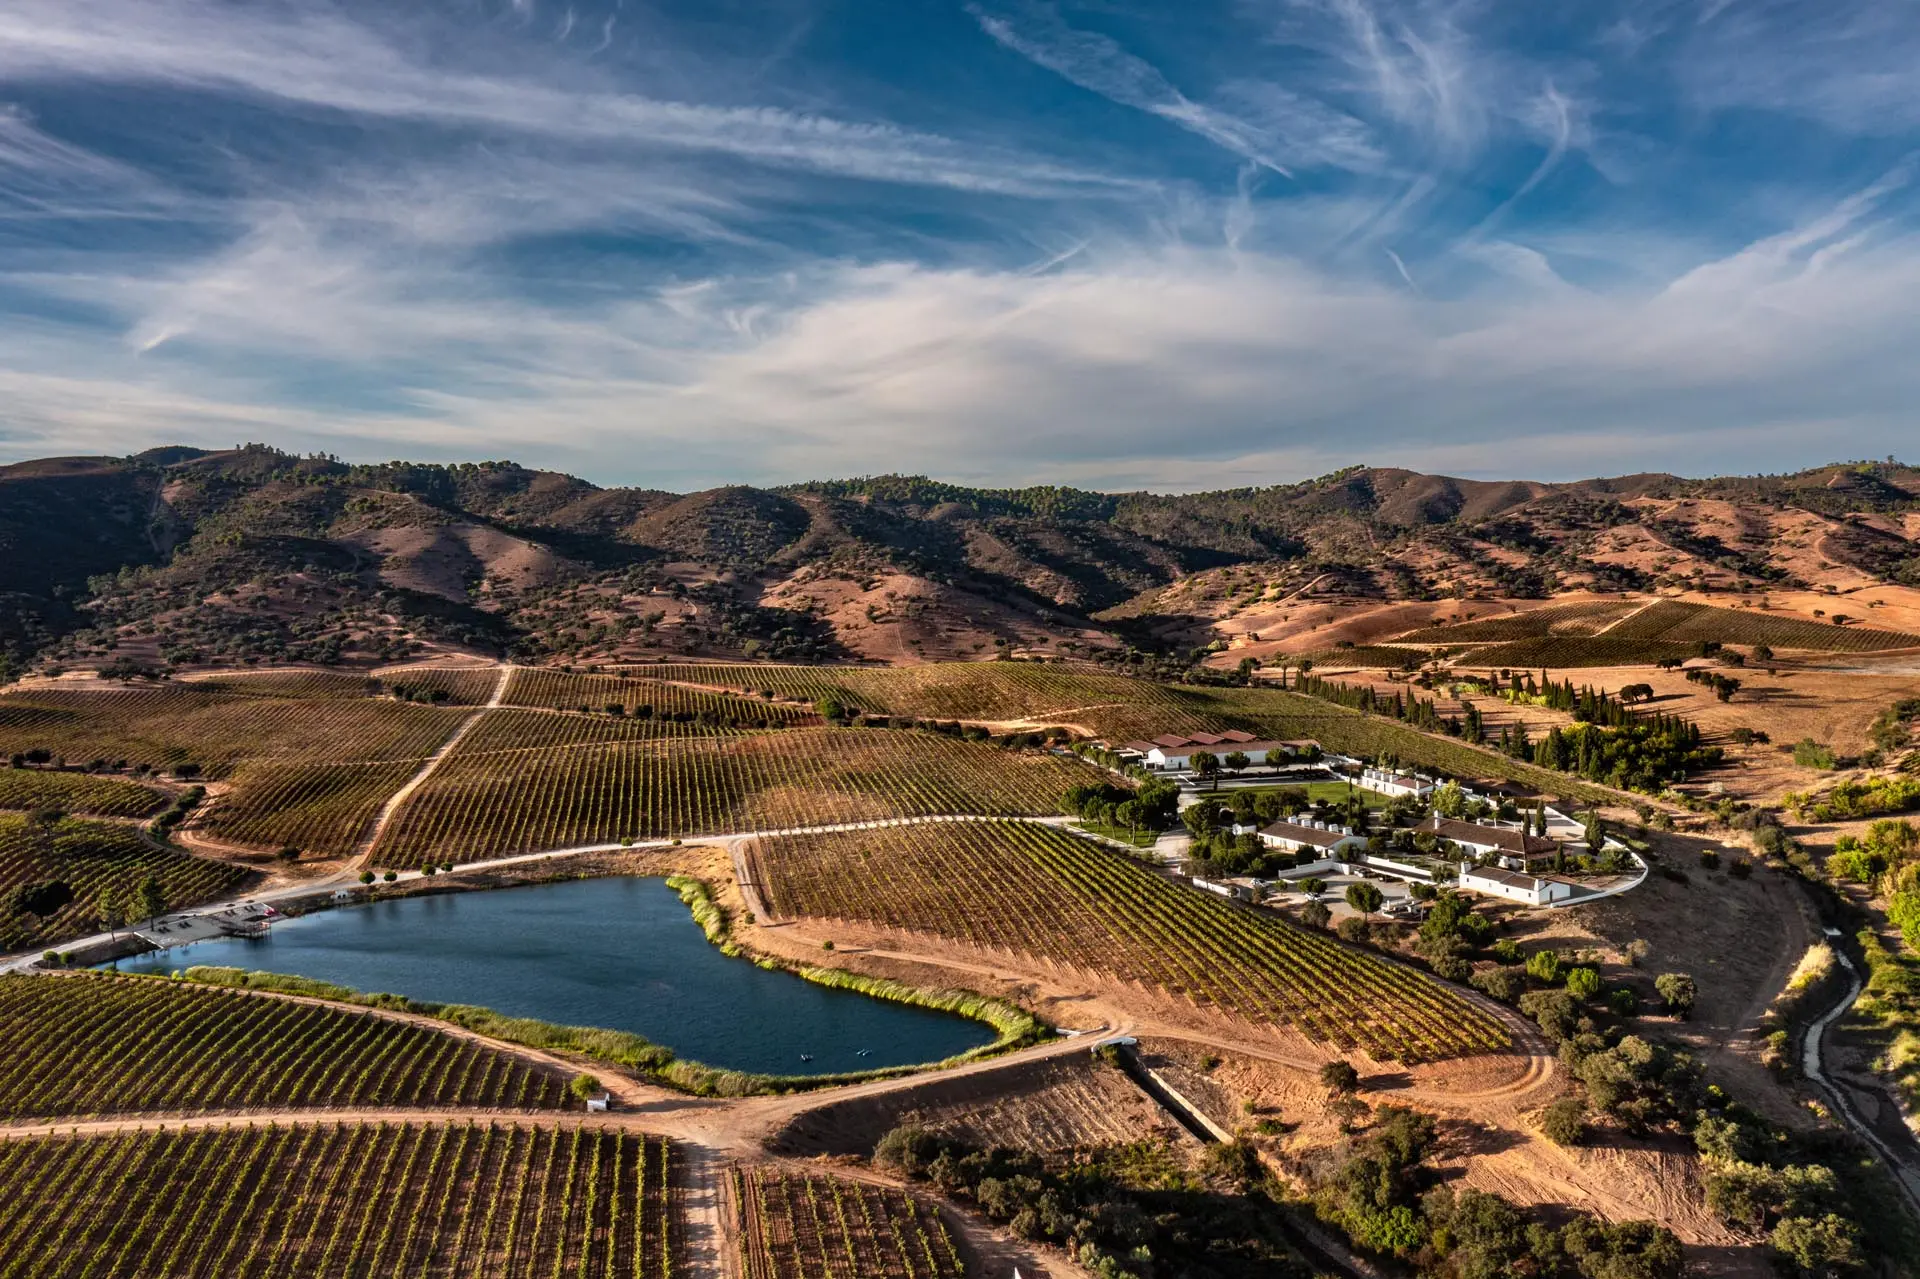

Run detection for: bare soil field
[[1495, 838, 1817, 1127], [1135, 1036, 1761, 1270]]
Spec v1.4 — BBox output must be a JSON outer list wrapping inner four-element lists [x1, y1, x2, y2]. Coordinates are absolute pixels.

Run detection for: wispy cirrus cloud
[[0, 0, 1141, 199], [970, 2, 1381, 177], [10, 169, 1918, 489], [0, 0, 1917, 488], [0, 107, 187, 222]]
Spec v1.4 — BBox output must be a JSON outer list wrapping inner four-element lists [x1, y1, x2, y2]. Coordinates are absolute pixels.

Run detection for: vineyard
[[0, 817, 249, 951], [372, 725, 1100, 867], [378, 666, 508, 706], [1389, 599, 1644, 645], [734, 1166, 966, 1279], [191, 670, 379, 699], [1603, 600, 1920, 650], [1454, 638, 1700, 669], [642, 663, 896, 711], [0, 975, 568, 1116], [648, 663, 1610, 801], [1307, 645, 1430, 668], [0, 769, 168, 818], [752, 821, 1508, 1061], [0, 1122, 678, 1279], [193, 667, 506, 705], [0, 684, 467, 778], [199, 759, 433, 856], [1656, 603, 1920, 651], [645, 661, 1219, 730], [504, 669, 813, 725]]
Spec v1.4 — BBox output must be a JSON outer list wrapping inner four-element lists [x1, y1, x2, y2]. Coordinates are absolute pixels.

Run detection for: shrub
[[1770, 1214, 1863, 1274], [1526, 950, 1562, 985], [1541, 1097, 1588, 1146], [873, 1124, 941, 1177], [1792, 739, 1838, 770], [1655, 972, 1696, 1018], [568, 1073, 601, 1101], [1471, 966, 1527, 1004], [1320, 1060, 1360, 1093], [1518, 989, 1580, 1044], [1564, 967, 1601, 1000]]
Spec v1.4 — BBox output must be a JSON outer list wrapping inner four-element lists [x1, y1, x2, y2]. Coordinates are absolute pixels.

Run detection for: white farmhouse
[[1415, 815, 1560, 871], [1124, 730, 1319, 771], [1458, 864, 1573, 907], [1356, 767, 1434, 799]]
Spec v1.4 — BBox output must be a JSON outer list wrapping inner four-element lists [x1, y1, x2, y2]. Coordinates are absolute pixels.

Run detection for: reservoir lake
[[107, 876, 998, 1076]]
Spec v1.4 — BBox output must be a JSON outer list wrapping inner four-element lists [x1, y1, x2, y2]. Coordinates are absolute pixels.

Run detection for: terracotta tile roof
[[1419, 816, 1557, 856]]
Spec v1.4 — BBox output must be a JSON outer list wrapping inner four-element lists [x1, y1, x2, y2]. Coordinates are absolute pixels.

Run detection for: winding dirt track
[[347, 662, 515, 869]]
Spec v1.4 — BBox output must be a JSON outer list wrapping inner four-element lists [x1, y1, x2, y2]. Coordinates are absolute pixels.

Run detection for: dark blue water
[[106, 877, 995, 1076]]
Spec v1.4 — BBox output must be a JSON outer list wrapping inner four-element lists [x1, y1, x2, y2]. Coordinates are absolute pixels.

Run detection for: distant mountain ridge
[[2, 445, 1916, 674]]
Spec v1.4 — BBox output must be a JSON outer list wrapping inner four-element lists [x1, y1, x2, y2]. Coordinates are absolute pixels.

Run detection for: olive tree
[[1345, 881, 1384, 921]]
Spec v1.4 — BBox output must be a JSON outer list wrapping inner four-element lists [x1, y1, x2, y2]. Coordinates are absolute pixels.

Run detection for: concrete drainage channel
[[1106, 1042, 1233, 1144], [1102, 1041, 1383, 1279]]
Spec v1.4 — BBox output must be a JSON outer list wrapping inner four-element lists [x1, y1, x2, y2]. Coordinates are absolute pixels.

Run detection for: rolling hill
[[3, 445, 1918, 676]]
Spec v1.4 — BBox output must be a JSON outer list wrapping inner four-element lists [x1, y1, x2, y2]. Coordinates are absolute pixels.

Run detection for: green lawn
[[1074, 821, 1161, 848], [1206, 780, 1391, 810]]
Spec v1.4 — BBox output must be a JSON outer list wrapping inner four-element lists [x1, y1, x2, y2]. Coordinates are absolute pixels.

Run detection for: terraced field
[[752, 820, 1508, 1061], [734, 1166, 965, 1279], [0, 769, 168, 818], [0, 975, 568, 1117], [373, 723, 1100, 867], [0, 817, 250, 952], [0, 1123, 677, 1279]]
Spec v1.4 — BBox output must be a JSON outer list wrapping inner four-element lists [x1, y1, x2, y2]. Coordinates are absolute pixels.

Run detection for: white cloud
[[6, 175, 1918, 487], [0, 0, 1143, 199], [971, 3, 1381, 176], [0, 107, 187, 221], [1681, 0, 1920, 132], [1, 0, 1917, 492]]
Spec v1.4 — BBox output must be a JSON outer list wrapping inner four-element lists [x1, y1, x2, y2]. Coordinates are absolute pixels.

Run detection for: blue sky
[[0, 0, 1915, 489]]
